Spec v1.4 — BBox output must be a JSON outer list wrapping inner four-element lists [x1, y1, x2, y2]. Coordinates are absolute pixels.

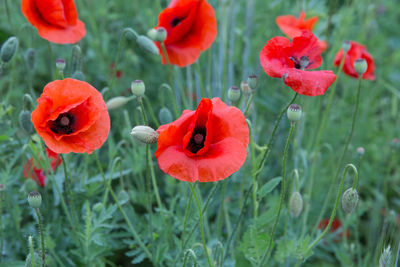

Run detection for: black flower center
[[290, 56, 310, 70], [170, 17, 183, 27], [187, 127, 206, 154], [50, 112, 75, 135]]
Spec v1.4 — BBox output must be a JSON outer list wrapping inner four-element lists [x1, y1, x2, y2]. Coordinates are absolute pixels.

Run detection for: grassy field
[[0, 0, 399, 266]]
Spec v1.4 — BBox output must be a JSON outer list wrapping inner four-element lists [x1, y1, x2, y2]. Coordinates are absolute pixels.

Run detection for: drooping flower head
[[155, 98, 249, 182], [259, 30, 336, 96], [153, 0, 217, 67], [276, 11, 326, 51], [333, 41, 375, 80], [31, 78, 110, 154], [21, 0, 86, 44], [23, 148, 62, 187]]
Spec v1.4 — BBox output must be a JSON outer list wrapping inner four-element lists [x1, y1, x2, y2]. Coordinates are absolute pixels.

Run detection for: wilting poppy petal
[[21, 0, 86, 44], [333, 41, 375, 80], [153, 0, 217, 67], [31, 78, 110, 154], [155, 97, 249, 182], [260, 30, 336, 96]]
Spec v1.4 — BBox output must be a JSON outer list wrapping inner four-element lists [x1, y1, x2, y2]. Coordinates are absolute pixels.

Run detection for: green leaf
[[257, 177, 282, 200]]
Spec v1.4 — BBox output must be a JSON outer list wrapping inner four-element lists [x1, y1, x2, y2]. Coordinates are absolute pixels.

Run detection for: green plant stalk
[[94, 153, 152, 261], [145, 146, 155, 261], [147, 144, 163, 210], [143, 96, 161, 127], [4, 0, 13, 33], [189, 183, 214, 267], [248, 121, 258, 219], [194, 63, 206, 98], [181, 190, 193, 251], [182, 249, 198, 267], [29, 236, 36, 267], [259, 122, 296, 266], [244, 93, 255, 117], [34, 208, 45, 267], [217, 180, 227, 238], [159, 83, 180, 117], [138, 97, 149, 125], [60, 155, 79, 226], [47, 42, 55, 80], [0, 194, 3, 261]]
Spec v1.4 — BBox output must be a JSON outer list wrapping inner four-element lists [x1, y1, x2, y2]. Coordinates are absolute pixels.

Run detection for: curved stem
[[35, 208, 45, 267], [189, 183, 214, 267], [159, 83, 180, 117], [244, 93, 255, 117], [138, 97, 149, 125], [259, 122, 296, 266]]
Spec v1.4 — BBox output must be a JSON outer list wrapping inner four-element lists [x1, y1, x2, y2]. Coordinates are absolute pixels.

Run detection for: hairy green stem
[[34, 208, 45, 267]]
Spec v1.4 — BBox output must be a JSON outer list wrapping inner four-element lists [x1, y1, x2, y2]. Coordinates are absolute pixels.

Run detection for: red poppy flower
[[21, 0, 86, 44], [318, 218, 350, 242], [259, 30, 336, 96], [333, 41, 375, 80], [23, 148, 62, 187], [155, 97, 249, 182], [276, 11, 327, 51], [153, 0, 217, 67], [31, 78, 110, 154], [109, 63, 122, 79]]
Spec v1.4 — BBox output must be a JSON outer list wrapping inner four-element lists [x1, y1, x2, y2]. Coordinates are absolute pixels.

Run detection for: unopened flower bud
[[150, 27, 167, 42], [19, 110, 33, 134], [0, 184, 5, 192], [131, 80, 145, 97], [106, 96, 131, 110], [287, 104, 302, 122], [341, 188, 359, 214], [93, 202, 104, 213], [28, 191, 42, 208], [130, 125, 158, 144], [147, 28, 158, 40], [247, 74, 258, 89], [379, 246, 392, 267], [354, 58, 367, 76], [240, 81, 251, 95], [24, 48, 35, 69], [71, 71, 85, 81], [289, 191, 303, 218], [159, 107, 173, 124], [228, 86, 241, 102], [56, 58, 66, 72], [342, 41, 351, 52], [0, 36, 19, 63], [356, 147, 365, 156], [136, 35, 159, 55]]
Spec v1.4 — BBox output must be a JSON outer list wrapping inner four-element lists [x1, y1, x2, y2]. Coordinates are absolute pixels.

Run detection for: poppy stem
[[244, 92, 255, 117], [60, 155, 79, 226], [94, 153, 153, 262], [159, 83, 180, 117], [259, 121, 296, 266], [189, 183, 215, 267], [34, 208, 45, 267], [138, 97, 149, 125], [4, 0, 14, 33], [46, 42, 56, 80], [305, 164, 358, 254]]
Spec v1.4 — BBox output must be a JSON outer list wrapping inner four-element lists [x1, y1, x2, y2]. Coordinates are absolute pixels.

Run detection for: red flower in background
[[260, 30, 336, 96], [155, 98, 249, 182], [276, 11, 327, 51], [21, 0, 86, 44], [31, 78, 110, 154], [333, 41, 375, 80], [154, 0, 217, 67], [110, 63, 122, 79], [23, 148, 62, 187], [318, 218, 350, 242]]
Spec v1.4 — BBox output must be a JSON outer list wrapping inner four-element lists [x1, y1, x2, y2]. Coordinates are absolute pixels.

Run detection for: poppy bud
[[28, 191, 42, 209], [240, 81, 251, 95], [247, 75, 258, 89], [354, 58, 367, 76], [0, 36, 19, 63], [341, 188, 359, 214], [150, 27, 168, 42], [93, 202, 104, 213], [379, 246, 392, 267], [130, 125, 159, 144], [106, 96, 131, 110], [147, 28, 158, 41], [289, 191, 303, 218], [228, 86, 241, 102], [131, 80, 145, 97], [287, 104, 302, 122], [0, 184, 5, 192], [19, 110, 33, 134], [56, 58, 66, 72], [159, 107, 173, 124], [356, 147, 365, 156], [24, 48, 35, 70], [136, 35, 159, 55], [342, 41, 351, 52], [71, 45, 82, 73], [71, 71, 85, 81]]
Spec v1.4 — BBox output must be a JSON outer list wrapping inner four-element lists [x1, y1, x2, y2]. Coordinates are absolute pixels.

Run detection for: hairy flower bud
[[354, 58, 368, 76], [130, 125, 158, 144], [379, 246, 392, 267], [24, 48, 35, 69], [287, 104, 302, 122], [106, 96, 131, 110], [240, 81, 251, 95], [137, 35, 159, 55], [159, 107, 173, 124], [56, 58, 66, 72], [28, 191, 42, 208], [341, 188, 359, 214], [1, 36, 19, 63], [247, 75, 258, 90], [147, 28, 158, 40], [228, 86, 241, 102], [131, 80, 145, 97], [19, 110, 33, 134], [289, 191, 303, 218], [152, 27, 167, 42]]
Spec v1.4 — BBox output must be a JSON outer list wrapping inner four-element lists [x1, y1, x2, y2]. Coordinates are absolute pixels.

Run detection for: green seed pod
[[289, 191, 303, 218], [19, 110, 33, 134], [228, 86, 241, 102], [71, 70, 85, 81], [247, 74, 258, 90], [1, 36, 19, 63], [354, 58, 367, 76], [131, 80, 145, 97], [28, 191, 42, 209], [147, 28, 158, 41], [71, 45, 82, 73], [136, 35, 159, 55], [379, 246, 392, 267], [56, 58, 66, 72], [240, 81, 251, 95], [130, 125, 159, 144], [341, 188, 359, 214], [24, 48, 35, 70], [155, 27, 167, 42], [106, 96, 131, 110], [287, 104, 302, 122], [159, 107, 173, 124], [93, 202, 104, 213]]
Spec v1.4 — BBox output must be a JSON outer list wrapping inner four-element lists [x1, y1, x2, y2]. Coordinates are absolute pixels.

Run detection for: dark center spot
[[187, 127, 206, 154], [50, 112, 75, 135], [290, 56, 310, 70], [170, 17, 183, 27]]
